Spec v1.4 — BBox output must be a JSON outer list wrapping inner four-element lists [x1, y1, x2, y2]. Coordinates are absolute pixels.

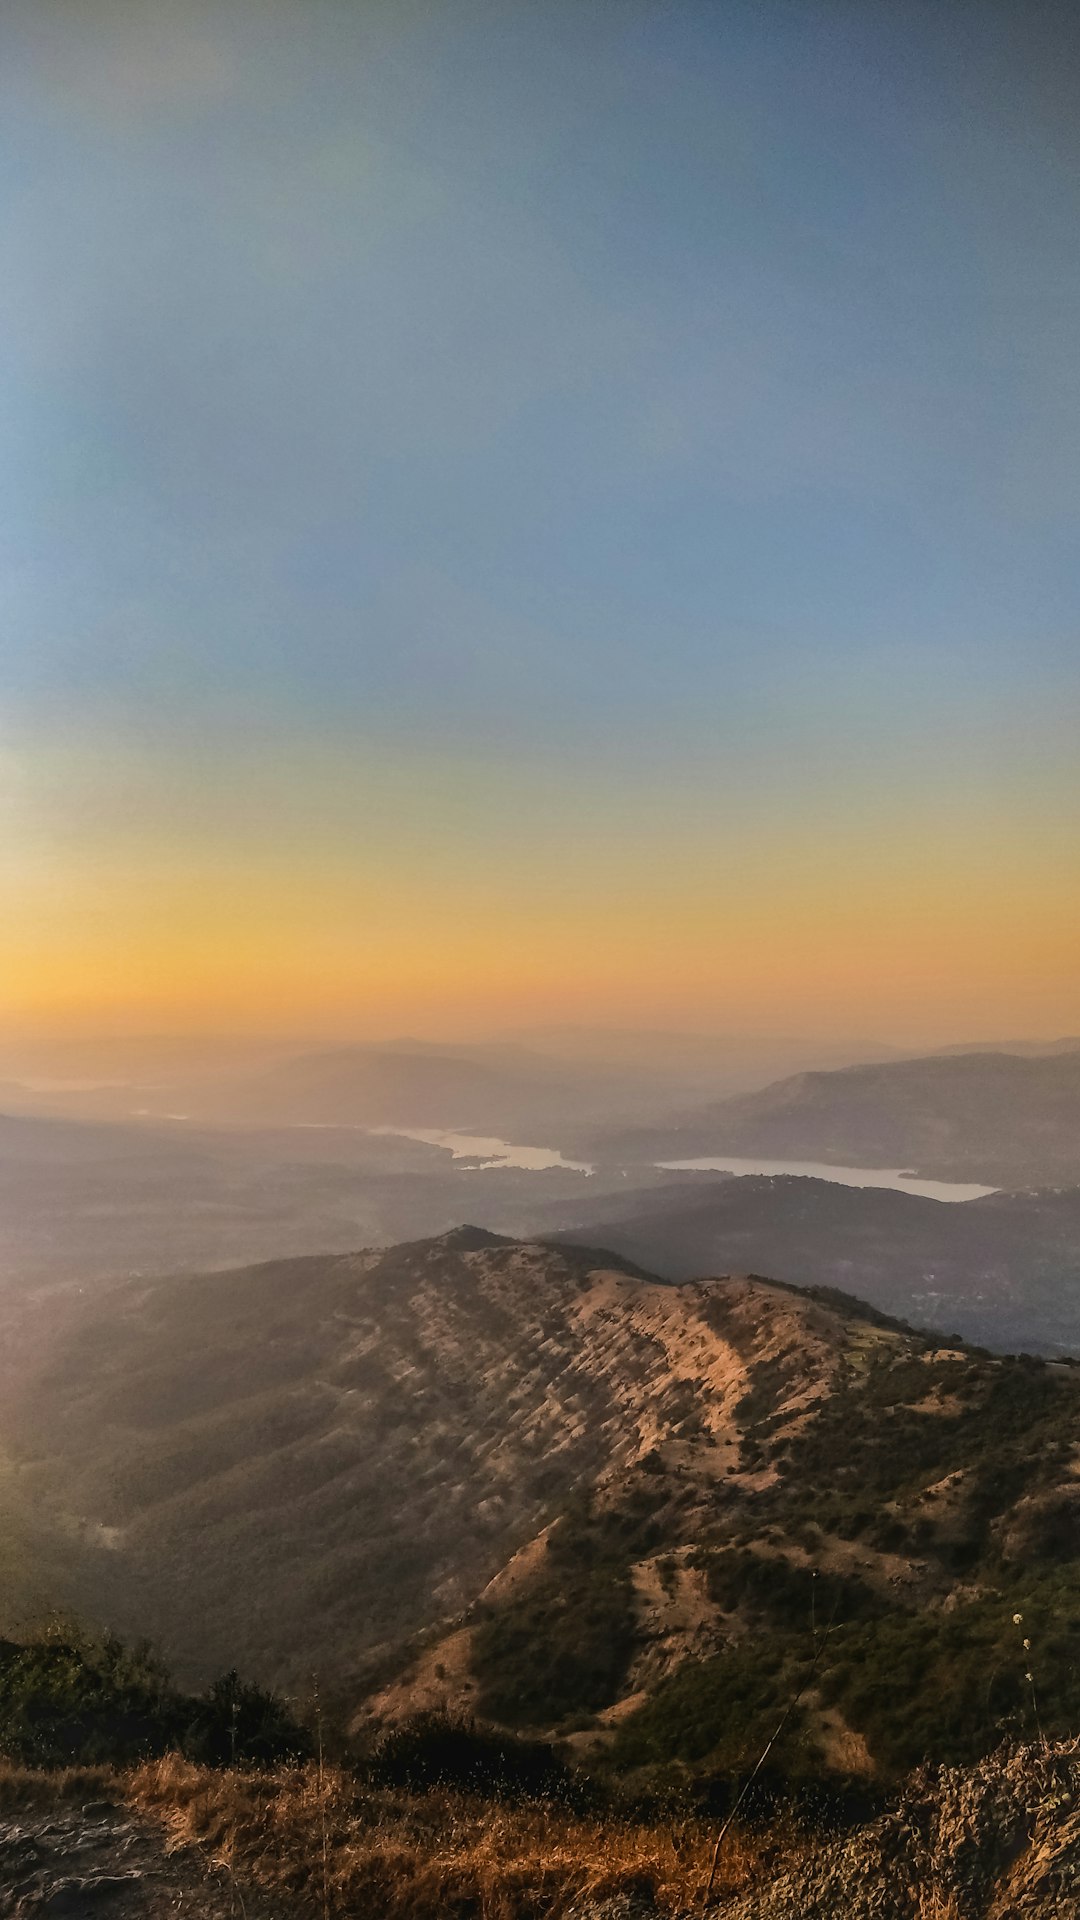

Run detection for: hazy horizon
[[1, 1019, 1079, 1066]]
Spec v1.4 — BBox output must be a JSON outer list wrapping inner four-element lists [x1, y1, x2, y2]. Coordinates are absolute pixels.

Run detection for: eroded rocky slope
[[4, 1230, 1080, 1783], [0, 1231, 848, 1696]]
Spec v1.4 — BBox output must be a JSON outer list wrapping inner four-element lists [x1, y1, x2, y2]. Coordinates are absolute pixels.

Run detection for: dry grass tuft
[[127, 1753, 808, 1917], [0, 1758, 118, 1808]]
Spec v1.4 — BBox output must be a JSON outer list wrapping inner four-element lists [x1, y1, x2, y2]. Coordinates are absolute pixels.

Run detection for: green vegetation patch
[[609, 1630, 807, 1778], [611, 1565, 1080, 1786], [763, 1350, 1078, 1561], [471, 1493, 660, 1726], [0, 1627, 309, 1769], [701, 1548, 885, 1631], [822, 1574, 1080, 1774]]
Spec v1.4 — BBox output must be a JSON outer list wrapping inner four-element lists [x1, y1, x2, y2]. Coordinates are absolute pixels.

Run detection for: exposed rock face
[[718, 1740, 1080, 1920]]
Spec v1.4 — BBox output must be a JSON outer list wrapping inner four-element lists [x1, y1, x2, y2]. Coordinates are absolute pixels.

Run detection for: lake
[[655, 1154, 996, 1203], [370, 1127, 594, 1172], [370, 1132, 993, 1201]]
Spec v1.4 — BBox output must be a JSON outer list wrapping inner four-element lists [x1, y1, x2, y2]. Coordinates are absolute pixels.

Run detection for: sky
[[1, 0, 1078, 1045]]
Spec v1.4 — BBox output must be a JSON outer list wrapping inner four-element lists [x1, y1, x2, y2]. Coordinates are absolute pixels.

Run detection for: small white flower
[[1013, 1613, 1024, 1626], [1025, 1672, 1034, 1684], [1023, 1639, 1031, 1651]]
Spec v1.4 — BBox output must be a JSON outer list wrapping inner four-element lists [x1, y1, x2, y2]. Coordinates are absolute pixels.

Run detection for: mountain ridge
[[591, 1048, 1080, 1186], [5, 1228, 1080, 1787]]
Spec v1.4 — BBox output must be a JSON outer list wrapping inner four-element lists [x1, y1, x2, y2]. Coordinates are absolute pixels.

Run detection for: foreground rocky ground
[[0, 1788, 288, 1919], [4, 1740, 1080, 1918], [722, 1740, 1080, 1920]]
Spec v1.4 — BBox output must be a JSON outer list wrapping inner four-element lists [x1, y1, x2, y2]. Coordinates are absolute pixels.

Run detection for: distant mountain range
[[197, 1041, 651, 1131], [5, 1038, 1079, 1192], [0, 1026, 917, 1118], [0, 1039, 687, 1137], [591, 1049, 1080, 1187], [5, 1228, 1080, 1785]]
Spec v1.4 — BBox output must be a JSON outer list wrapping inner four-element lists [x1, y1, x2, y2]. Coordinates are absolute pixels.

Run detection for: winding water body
[[655, 1154, 996, 1203], [370, 1129, 994, 1200], [370, 1126, 594, 1172]]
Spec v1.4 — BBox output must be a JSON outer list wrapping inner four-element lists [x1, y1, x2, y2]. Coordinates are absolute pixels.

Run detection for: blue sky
[[1, 0, 1078, 1038]]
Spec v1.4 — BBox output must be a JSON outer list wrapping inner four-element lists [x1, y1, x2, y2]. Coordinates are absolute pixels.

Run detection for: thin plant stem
[[700, 1595, 840, 1911]]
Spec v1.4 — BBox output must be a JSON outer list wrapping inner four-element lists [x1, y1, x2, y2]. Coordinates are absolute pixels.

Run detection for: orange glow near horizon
[[4, 740, 1077, 1047], [3, 658, 1078, 1048]]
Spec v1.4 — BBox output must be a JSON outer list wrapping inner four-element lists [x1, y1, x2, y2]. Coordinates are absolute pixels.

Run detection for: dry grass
[[0, 1758, 117, 1809], [127, 1754, 811, 1918]]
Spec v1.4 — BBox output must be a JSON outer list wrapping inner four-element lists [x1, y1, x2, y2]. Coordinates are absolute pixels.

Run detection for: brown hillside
[[0, 1231, 861, 1704], [5, 1228, 1080, 1783]]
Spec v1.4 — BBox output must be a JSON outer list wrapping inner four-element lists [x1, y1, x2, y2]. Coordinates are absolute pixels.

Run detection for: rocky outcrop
[[0, 1794, 286, 1918], [718, 1739, 1080, 1919]]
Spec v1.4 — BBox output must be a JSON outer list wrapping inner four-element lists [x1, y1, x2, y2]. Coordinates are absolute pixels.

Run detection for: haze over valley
[[4, 1030, 1080, 1377]]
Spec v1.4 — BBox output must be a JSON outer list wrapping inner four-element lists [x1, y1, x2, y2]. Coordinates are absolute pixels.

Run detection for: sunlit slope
[[549, 1176, 1080, 1355], [5, 1228, 1080, 1783], [0, 1232, 850, 1693]]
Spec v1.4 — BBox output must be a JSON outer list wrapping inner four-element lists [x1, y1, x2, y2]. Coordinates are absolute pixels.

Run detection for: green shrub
[[182, 1668, 311, 1767], [0, 1627, 309, 1769], [0, 1631, 179, 1767], [472, 1563, 636, 1725], [367, 1710, 577, 1801]]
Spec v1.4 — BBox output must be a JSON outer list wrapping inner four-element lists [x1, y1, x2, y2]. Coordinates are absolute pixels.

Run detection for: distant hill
[[937, 1036, 1080, 1058], [0, 1037, 689, 1141], [594, 1050, 1080, 1187], [163, 1039, 683, 1135], [500, 1027, 909, 1097], [204, 1043, 554, 1126], [6, 1228, 1080, 1787], [549, 1174, 1080, 1354]]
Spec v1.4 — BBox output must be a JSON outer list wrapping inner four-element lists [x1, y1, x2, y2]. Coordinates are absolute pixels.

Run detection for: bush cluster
[[0, 1629, 309, 1769], [366, 1709, 579, 1802]]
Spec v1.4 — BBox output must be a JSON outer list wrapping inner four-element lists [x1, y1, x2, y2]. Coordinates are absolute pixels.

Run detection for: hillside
[[595, 1049, 1080, 1187], [548, 1174, 1080, 1354], [5, 1230, 1080, 1790], [1, 1229, 839, 1699]]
